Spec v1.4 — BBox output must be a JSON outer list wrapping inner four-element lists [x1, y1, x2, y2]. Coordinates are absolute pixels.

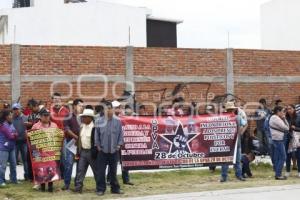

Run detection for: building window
[[147, 19, 178, 48]]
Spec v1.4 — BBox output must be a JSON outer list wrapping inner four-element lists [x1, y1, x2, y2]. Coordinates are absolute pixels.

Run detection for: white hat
[[225, 102, 238, 110], [79, 109, 96, 118], [206, 105, 214, 110], [112, 100, 121, 108]]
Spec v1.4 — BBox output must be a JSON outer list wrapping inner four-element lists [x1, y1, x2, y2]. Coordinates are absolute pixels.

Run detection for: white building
[[261, 0, 300, 50], [0, 0, 182, 47]]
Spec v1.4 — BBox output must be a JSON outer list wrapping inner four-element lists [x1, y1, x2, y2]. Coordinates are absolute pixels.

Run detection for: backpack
[[263, 114, 272, 139]]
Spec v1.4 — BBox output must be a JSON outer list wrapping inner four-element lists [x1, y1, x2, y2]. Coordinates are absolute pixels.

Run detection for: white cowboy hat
[[79, 109, 96, 118], [225, 102, 238, 110]]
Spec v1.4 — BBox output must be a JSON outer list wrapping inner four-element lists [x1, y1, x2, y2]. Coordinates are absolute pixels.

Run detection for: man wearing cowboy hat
[[220, 102, 247, 182], [74, 108, 100, 194]]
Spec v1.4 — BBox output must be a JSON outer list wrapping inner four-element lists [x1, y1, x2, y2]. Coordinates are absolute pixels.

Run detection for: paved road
[[118, 184, 300, 200]]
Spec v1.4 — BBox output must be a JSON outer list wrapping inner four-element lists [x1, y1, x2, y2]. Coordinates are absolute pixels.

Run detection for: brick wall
[[0, 45, 11, 104], [134, 48, 226, 76], [1, 45, 300, 117], [233, 49, 300, 76], [0, 45, 11, 74], [20, 46, 126, 75]]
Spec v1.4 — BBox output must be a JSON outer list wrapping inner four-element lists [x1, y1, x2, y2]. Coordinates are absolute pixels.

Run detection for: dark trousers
[[27, 148, 33, 181], [75, 149, 99, 191], [107, 150, 130, 183], [286, 149, 300, 173], [98, 151, 120, 193], [15, 140, 29, 180], [41, 182, 53, 192]]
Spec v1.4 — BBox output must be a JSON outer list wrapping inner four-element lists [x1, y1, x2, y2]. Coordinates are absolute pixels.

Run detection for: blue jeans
[[62, 139, 75, 187], [15, 141, 29, 179], [0, 151, 9, 184], [273, 140, 286, 177], [9, 148, 17, 183], [0, 149, 17, 184], [221, 144, 242, 179]]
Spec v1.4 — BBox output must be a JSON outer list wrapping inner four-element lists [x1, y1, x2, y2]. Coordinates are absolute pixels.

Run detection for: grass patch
[[1, 164, 300, 200]]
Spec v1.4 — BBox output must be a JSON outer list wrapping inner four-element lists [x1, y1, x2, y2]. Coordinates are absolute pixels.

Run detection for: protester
[[95, 101, 124, 196], [50, 93, 69, 180], [62, 99, 84, 191], [12, 103, 29, 181], [23, 99, 36, 116], [50, 93, 69, 130], [26, 100, 40, 130], [25, 99, 41, 187], [0, 110, 18, 187], [220, 102, 247, 182], [106, 102, 134, 185], [124, 105, 136, 116], [95, 105, 104, 117], [166, 97, 185, 116], [112, 100, 124, 116], [241, 152, 255, 178], [31, 108, 58, 192], [255, 98, 271, 155], [74, 108, 99, 194], [285, 104, 300, 177], [138, 104, 148, 116], [269, 106, 290, 180], [85, 105, 94, 110], [263, 111, 275, 167], [274, 99, 284, 108]]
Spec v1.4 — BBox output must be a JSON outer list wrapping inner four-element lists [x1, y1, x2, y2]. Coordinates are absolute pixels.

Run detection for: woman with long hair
[[0, 109, 18, 187], [269, 106, 290, 180], [285, 104, 300, 177]]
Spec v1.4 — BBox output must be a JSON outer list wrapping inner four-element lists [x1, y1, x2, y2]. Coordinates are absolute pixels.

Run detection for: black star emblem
[[160, 122, 197, 153]]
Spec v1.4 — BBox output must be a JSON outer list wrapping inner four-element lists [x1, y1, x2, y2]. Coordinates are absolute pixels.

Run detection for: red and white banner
[[27, 128, 64, 184], [121, 114, 238, 170]]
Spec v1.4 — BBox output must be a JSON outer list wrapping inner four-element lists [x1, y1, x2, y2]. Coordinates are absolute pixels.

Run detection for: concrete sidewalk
[[118, 184, 300, 200]]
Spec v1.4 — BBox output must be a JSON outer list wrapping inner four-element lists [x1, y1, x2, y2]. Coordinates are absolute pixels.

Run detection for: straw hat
[[225, 102, 238, 110]]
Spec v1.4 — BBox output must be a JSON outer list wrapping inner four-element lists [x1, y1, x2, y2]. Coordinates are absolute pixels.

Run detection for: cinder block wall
[[1, 45, 300, 116]]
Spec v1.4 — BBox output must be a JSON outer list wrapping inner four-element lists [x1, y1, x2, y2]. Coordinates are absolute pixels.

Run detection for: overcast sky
[[0, 0, 271, 49]]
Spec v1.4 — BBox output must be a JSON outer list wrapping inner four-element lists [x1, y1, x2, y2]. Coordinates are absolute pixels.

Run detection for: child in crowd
[[241, 152, 255, 178]]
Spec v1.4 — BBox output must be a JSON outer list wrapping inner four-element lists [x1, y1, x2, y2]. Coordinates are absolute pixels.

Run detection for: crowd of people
[[0, 93, 300, 195], [218, 98, 300, 181], [0, 93, 138, 195]]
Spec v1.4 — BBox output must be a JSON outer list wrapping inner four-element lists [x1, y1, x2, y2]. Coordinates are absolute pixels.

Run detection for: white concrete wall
[[0, 0, 148, 47], [261, 0, 300, 50]]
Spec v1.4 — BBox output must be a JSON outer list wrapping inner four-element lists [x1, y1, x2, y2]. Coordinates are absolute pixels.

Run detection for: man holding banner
[[220, 102, 248, 182]]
